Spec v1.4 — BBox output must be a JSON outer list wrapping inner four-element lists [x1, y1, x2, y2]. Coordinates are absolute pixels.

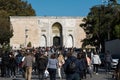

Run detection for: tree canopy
[[0, 0, 36, 46], [0, 0, 36, 16], [80, 0, 120, 51]]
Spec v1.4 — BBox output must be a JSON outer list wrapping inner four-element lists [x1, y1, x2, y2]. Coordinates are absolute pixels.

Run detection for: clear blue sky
[[27, 0, 105, 17]]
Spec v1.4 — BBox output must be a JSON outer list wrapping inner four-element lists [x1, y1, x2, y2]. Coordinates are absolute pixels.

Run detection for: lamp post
[[25, 27, 28, 47]]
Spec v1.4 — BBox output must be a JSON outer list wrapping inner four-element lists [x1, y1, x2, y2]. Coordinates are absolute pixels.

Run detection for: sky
[[27, 0, 106, 17]]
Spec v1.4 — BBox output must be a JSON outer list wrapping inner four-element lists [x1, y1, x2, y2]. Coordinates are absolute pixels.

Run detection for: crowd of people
[[0, 46, 120, 80]]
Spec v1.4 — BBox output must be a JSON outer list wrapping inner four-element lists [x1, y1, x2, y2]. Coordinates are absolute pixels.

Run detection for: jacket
[[63, 56, 81, 74], [23, 55, 35, 67], [92, 55, 101, 64]]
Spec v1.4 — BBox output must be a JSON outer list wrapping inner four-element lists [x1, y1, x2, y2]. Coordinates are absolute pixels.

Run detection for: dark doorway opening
[[53, 36, 60, 46]]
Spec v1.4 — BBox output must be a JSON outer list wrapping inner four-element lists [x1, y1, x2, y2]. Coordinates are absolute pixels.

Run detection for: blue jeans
[[66, 73, 80, 80]]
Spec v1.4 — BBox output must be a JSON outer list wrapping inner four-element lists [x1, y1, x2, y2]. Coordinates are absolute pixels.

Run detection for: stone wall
[[10, 16, 86, 49]]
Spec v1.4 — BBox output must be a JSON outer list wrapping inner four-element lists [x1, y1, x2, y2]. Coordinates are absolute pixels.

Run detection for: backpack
[[16, 56, 23, 64], [66, 59, 76, 73], [38, 57, 48, 70], [2, 55, 10, 65]]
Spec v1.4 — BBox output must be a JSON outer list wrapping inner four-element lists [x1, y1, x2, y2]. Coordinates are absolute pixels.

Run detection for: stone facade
[[10, 16, 86, 49]]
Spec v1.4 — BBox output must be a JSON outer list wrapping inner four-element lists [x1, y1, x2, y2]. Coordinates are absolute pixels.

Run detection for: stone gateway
[[10, 16, 86, 49]]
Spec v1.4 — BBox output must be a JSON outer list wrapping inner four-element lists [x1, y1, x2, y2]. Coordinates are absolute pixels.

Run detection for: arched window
[[66, 34, 74, 48], [40, 34, 47, 47]]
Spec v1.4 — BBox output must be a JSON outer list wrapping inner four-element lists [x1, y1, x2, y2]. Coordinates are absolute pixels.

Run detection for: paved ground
[[82, 71, 113, 80], [0, 69, 114, 80]]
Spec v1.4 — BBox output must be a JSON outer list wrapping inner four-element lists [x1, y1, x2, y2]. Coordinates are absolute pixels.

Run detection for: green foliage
[[27, 42, 32, 47], [113, 24, 120, 39], [80, 1, 120, 49], [0, 0, 36, 16], [0, 0, 36, 48], [0, 10, 13, 45], [2, 43, 12, 52]]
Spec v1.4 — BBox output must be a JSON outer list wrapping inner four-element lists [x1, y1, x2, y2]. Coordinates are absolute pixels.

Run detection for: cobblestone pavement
[[0, 69, 114, 80]]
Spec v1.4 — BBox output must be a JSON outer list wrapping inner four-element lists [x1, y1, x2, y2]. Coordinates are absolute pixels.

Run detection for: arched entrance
[[52, 22, 63, 47]]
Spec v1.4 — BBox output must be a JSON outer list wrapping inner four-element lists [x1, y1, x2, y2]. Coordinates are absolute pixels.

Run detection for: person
[[104, 50, 112, 72], [1, 51, 10, 77], [37, 51, 48, 80], [57, 53, 65, 79], [22, 50, 35, 80], [63, 52, 80, 80], [86, 55, 92, 78], [92, 52, 101, 75], [116, 58, 120, 80], [15, 50, 24, 74], [47, 53, 58, 80], [9, 52, 17, 78], [77, 52, 87, 79]]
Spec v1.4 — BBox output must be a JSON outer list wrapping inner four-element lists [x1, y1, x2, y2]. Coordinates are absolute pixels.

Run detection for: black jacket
[[63, 56, 82, 74]]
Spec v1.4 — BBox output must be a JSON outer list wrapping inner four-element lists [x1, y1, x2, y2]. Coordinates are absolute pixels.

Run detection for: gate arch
[[52, 22, 63, 47]]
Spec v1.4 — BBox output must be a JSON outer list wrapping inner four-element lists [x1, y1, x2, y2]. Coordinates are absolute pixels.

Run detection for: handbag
[[44, 70, 49, 77]]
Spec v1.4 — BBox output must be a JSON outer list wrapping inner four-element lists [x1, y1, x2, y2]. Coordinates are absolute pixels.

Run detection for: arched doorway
[[52, 22, 63, 47]]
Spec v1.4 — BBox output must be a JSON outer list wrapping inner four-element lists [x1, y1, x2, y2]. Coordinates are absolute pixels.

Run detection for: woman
[[57, 53, 65, 79], [47, 53, 58, 80], [86, 55, 92, 78], [92, 52, 101, 75]]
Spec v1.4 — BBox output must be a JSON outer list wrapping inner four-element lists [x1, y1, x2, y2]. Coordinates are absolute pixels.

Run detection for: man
[[104, 50, 112, 72], [63, 52, 81, 80], [22, 50, 35, 80], [37, 51, 48, 80]]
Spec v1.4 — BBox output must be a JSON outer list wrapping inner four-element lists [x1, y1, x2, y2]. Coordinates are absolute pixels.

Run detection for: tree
[[27, 42, 32, 47], [0, 0, 36, 16], [80, 0, 120, 52], [113, 24, 120, 39], [0, 10, 12, 45], [0, 0, 36, 50]]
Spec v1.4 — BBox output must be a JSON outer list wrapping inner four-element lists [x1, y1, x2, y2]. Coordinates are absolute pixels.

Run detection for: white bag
[[44, 70, 49, 77], [87, 65, 93, 74]]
